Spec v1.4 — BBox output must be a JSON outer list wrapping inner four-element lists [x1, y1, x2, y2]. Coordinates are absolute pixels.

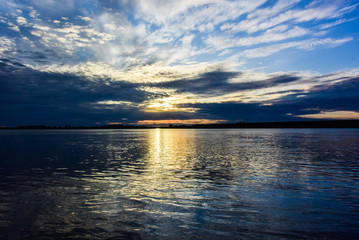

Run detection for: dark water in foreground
[[0, 129, 358, 239]]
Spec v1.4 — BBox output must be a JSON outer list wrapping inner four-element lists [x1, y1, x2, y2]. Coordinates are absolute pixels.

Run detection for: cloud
[[220, 0, 301, 33], [1, 56, 359, 125], [295, 111, 359, 120], [134, 0, 266, 28], [16, 16, 27, 25], [34, 61, 233, 84], [134, 0, 216, 25], [206, 26, 310, 50], [223, 1, 357, 34], [0, 0, 356, 74], [239, 37, 353, 58], [0, 0, 358, 125], [0, 59, 148, 124], [95, 100, 138, 110], [140, 94, 200, 113], [0, 36, 15, 55], [152, 70, 303, 101], [78, 16, 91, 22], [319, 17, 358, 29]]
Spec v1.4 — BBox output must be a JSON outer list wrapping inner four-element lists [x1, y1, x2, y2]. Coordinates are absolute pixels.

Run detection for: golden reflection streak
[[81, 129, 198, 203], [143, 129, 196, 188], [80, 129, 293, 220]]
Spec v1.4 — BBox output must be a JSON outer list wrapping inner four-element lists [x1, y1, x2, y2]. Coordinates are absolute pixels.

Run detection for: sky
[[0, 0, 359, 126]]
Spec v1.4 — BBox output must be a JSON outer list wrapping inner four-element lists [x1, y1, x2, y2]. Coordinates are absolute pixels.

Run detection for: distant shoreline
[[1, 120, 359, 129]]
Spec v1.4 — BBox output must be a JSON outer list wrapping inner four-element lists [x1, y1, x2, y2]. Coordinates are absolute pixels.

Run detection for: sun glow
[[296, 110, 359, 119], [142, 95, 199, 113], [136, 119, 227, 125]]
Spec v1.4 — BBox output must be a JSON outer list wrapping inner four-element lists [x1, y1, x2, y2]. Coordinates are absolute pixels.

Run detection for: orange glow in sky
[[136, 119, 227, 125]]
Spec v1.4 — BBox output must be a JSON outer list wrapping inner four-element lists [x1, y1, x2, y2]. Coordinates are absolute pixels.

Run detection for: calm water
[[0, 129, 358, 239]]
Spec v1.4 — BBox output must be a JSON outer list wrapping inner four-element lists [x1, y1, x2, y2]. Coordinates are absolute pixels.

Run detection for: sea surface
[[0, 129, 358, 239]]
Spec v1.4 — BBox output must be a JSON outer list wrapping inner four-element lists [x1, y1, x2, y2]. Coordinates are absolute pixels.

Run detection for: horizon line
[[1, 119, 359, 129]]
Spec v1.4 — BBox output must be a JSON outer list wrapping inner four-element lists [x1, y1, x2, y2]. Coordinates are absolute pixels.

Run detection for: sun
[[142, 96, 199, 113], [146, 101, 174, 112]]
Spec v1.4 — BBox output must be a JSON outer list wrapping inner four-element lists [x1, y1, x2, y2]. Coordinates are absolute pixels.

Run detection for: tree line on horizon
[[0, 120, 359, 129]]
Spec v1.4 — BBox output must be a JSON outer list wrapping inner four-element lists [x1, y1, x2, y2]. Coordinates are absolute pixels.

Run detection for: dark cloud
[[191, 102, 293, 122], [0, 59, 147, 125], [152, 70, 300, 94], [0, 58, 27, 72], [1, 58, 359, 126], [279, 76, 359, 114], [159, 73, 359, 122]]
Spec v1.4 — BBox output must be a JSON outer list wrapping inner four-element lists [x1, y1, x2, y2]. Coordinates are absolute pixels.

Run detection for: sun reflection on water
[[2, 129, 359, 239], [136, 129, 198, 201]]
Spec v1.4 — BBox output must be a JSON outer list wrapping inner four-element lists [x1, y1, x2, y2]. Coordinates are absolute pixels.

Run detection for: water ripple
[[0, 129, 359, 239]]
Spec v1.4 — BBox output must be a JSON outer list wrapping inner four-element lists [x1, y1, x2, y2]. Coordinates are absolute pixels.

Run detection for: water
[[0, 129, 358, 239]]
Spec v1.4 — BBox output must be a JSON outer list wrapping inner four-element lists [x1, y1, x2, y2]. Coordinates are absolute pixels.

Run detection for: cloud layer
[[0, 0, 358, 125]]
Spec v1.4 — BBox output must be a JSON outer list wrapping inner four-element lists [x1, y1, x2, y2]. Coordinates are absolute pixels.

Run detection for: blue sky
[[0, 0, 359, 126]]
